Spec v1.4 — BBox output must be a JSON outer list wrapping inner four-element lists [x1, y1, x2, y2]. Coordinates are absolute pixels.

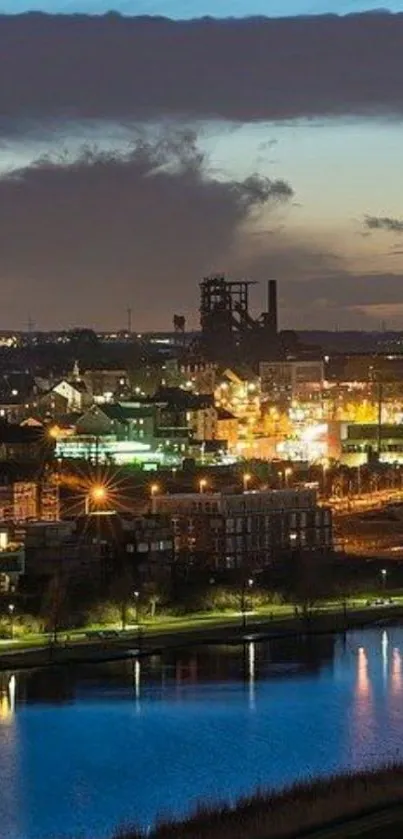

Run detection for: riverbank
[[1, 601, 402, 671], [106, 766, 403, 839]]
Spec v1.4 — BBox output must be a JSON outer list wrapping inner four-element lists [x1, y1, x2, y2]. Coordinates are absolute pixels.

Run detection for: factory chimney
[[267, 280, 278, 333]]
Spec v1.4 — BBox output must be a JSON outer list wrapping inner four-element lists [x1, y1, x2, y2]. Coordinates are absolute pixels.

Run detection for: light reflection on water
[[2, 628, 403, 839]]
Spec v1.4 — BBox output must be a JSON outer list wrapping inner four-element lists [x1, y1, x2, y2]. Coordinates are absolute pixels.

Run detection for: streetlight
[[8, 603, 15, 640], [48, 425, 60, 440], [133, 590, 140, 625], [85, 483, 107, 515], [285, 467, 293, 488], [199, 478, 208, 494], [243, 472, 252, 492], [150, 483, 160, 513], [381, 568, 387, 591], [241, 578, 254, 630], [357, 465, 362, 497], [322, 461, 329, 497]]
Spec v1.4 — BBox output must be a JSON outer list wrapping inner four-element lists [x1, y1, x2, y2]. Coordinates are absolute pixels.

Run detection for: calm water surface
[[1, 627, 403, 839]]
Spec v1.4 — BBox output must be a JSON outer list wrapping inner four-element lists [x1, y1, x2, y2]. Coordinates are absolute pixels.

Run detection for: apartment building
[[154, 488, 332, 572]]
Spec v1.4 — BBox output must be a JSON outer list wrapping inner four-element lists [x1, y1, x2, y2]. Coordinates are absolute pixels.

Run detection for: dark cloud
[[228, 232, 403, 328], [0, 11, 403, 131], [280, 270, 403, 329], [0, 131, 292, 329], [364, 215, 403, 234]]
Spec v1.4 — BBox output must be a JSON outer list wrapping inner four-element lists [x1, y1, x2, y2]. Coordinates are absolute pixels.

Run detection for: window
[[137, 542, 148, 553]]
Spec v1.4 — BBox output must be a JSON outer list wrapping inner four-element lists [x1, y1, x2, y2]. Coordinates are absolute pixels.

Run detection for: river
[[1, 627, 403, 839]]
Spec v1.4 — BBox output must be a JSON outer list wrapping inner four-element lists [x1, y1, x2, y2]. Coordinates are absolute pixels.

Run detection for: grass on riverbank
[[2, 594, 403, 655], [110, 766, 403, 839], [0, 605, 298, 651]]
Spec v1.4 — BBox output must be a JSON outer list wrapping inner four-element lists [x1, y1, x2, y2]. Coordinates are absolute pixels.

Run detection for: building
[[76, 402, 155, 443], [199, 276, 279, 363], [82, 368, 130, 402], [24, 520, 83, 579], [340, 423, 403, 466], [0, 527, 25, 592], [54, 391, 221, 467], [215, 408, 238, 449], [178, 359, 217, 394], [260, 359, 324, 404], [326, 353, 403, 386], [13, 481, 60, 523], [0, 481, 60, 524], [151, 387, 216, 443], [0, 424, 47, 463], [24, 514, 173, 581], [120, 514, 173, 580], [154, 488, 332, 572], [51, 364, 91, 413]]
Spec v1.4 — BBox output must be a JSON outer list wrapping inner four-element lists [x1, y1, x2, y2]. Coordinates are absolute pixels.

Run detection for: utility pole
[[127, 307, 132, 335], [95, 435, 100, 467]]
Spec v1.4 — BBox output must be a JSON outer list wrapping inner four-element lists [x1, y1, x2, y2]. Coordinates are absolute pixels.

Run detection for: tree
[[40, 574, 69, 642], [109, 564, 136, 630], [141, 580, 168, 619], [287, 551, 332, 620]]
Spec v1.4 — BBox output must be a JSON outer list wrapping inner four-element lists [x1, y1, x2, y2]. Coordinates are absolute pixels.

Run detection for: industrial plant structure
[[199, 276, 279, 364]]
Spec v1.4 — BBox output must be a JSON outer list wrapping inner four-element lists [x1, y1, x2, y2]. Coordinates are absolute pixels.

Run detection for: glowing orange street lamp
[[150, 483, 160, 512], [85, 484, 107, 515], [199, 478, 208, 494], [243, 472, 252, 492]]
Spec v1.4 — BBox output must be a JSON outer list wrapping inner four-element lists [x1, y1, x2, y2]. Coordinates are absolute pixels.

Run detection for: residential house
[[51, 378, 90, 412], [82, 368, 130, 402]]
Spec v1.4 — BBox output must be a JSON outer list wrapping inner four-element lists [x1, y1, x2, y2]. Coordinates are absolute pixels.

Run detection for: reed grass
[[111, 765, 403, 839]]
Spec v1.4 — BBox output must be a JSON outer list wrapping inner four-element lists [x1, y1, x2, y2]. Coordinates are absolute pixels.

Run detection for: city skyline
[[0, 5, 402, 331]]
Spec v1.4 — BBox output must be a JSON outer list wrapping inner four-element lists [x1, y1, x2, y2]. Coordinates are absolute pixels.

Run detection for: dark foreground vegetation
[[108, 766, 403, 839]]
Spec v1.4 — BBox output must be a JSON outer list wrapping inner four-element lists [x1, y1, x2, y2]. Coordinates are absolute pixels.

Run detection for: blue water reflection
[[2, 628, 403, 839]]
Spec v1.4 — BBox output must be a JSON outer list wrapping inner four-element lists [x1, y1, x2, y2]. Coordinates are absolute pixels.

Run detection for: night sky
[[1, 2, 402, 332]]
